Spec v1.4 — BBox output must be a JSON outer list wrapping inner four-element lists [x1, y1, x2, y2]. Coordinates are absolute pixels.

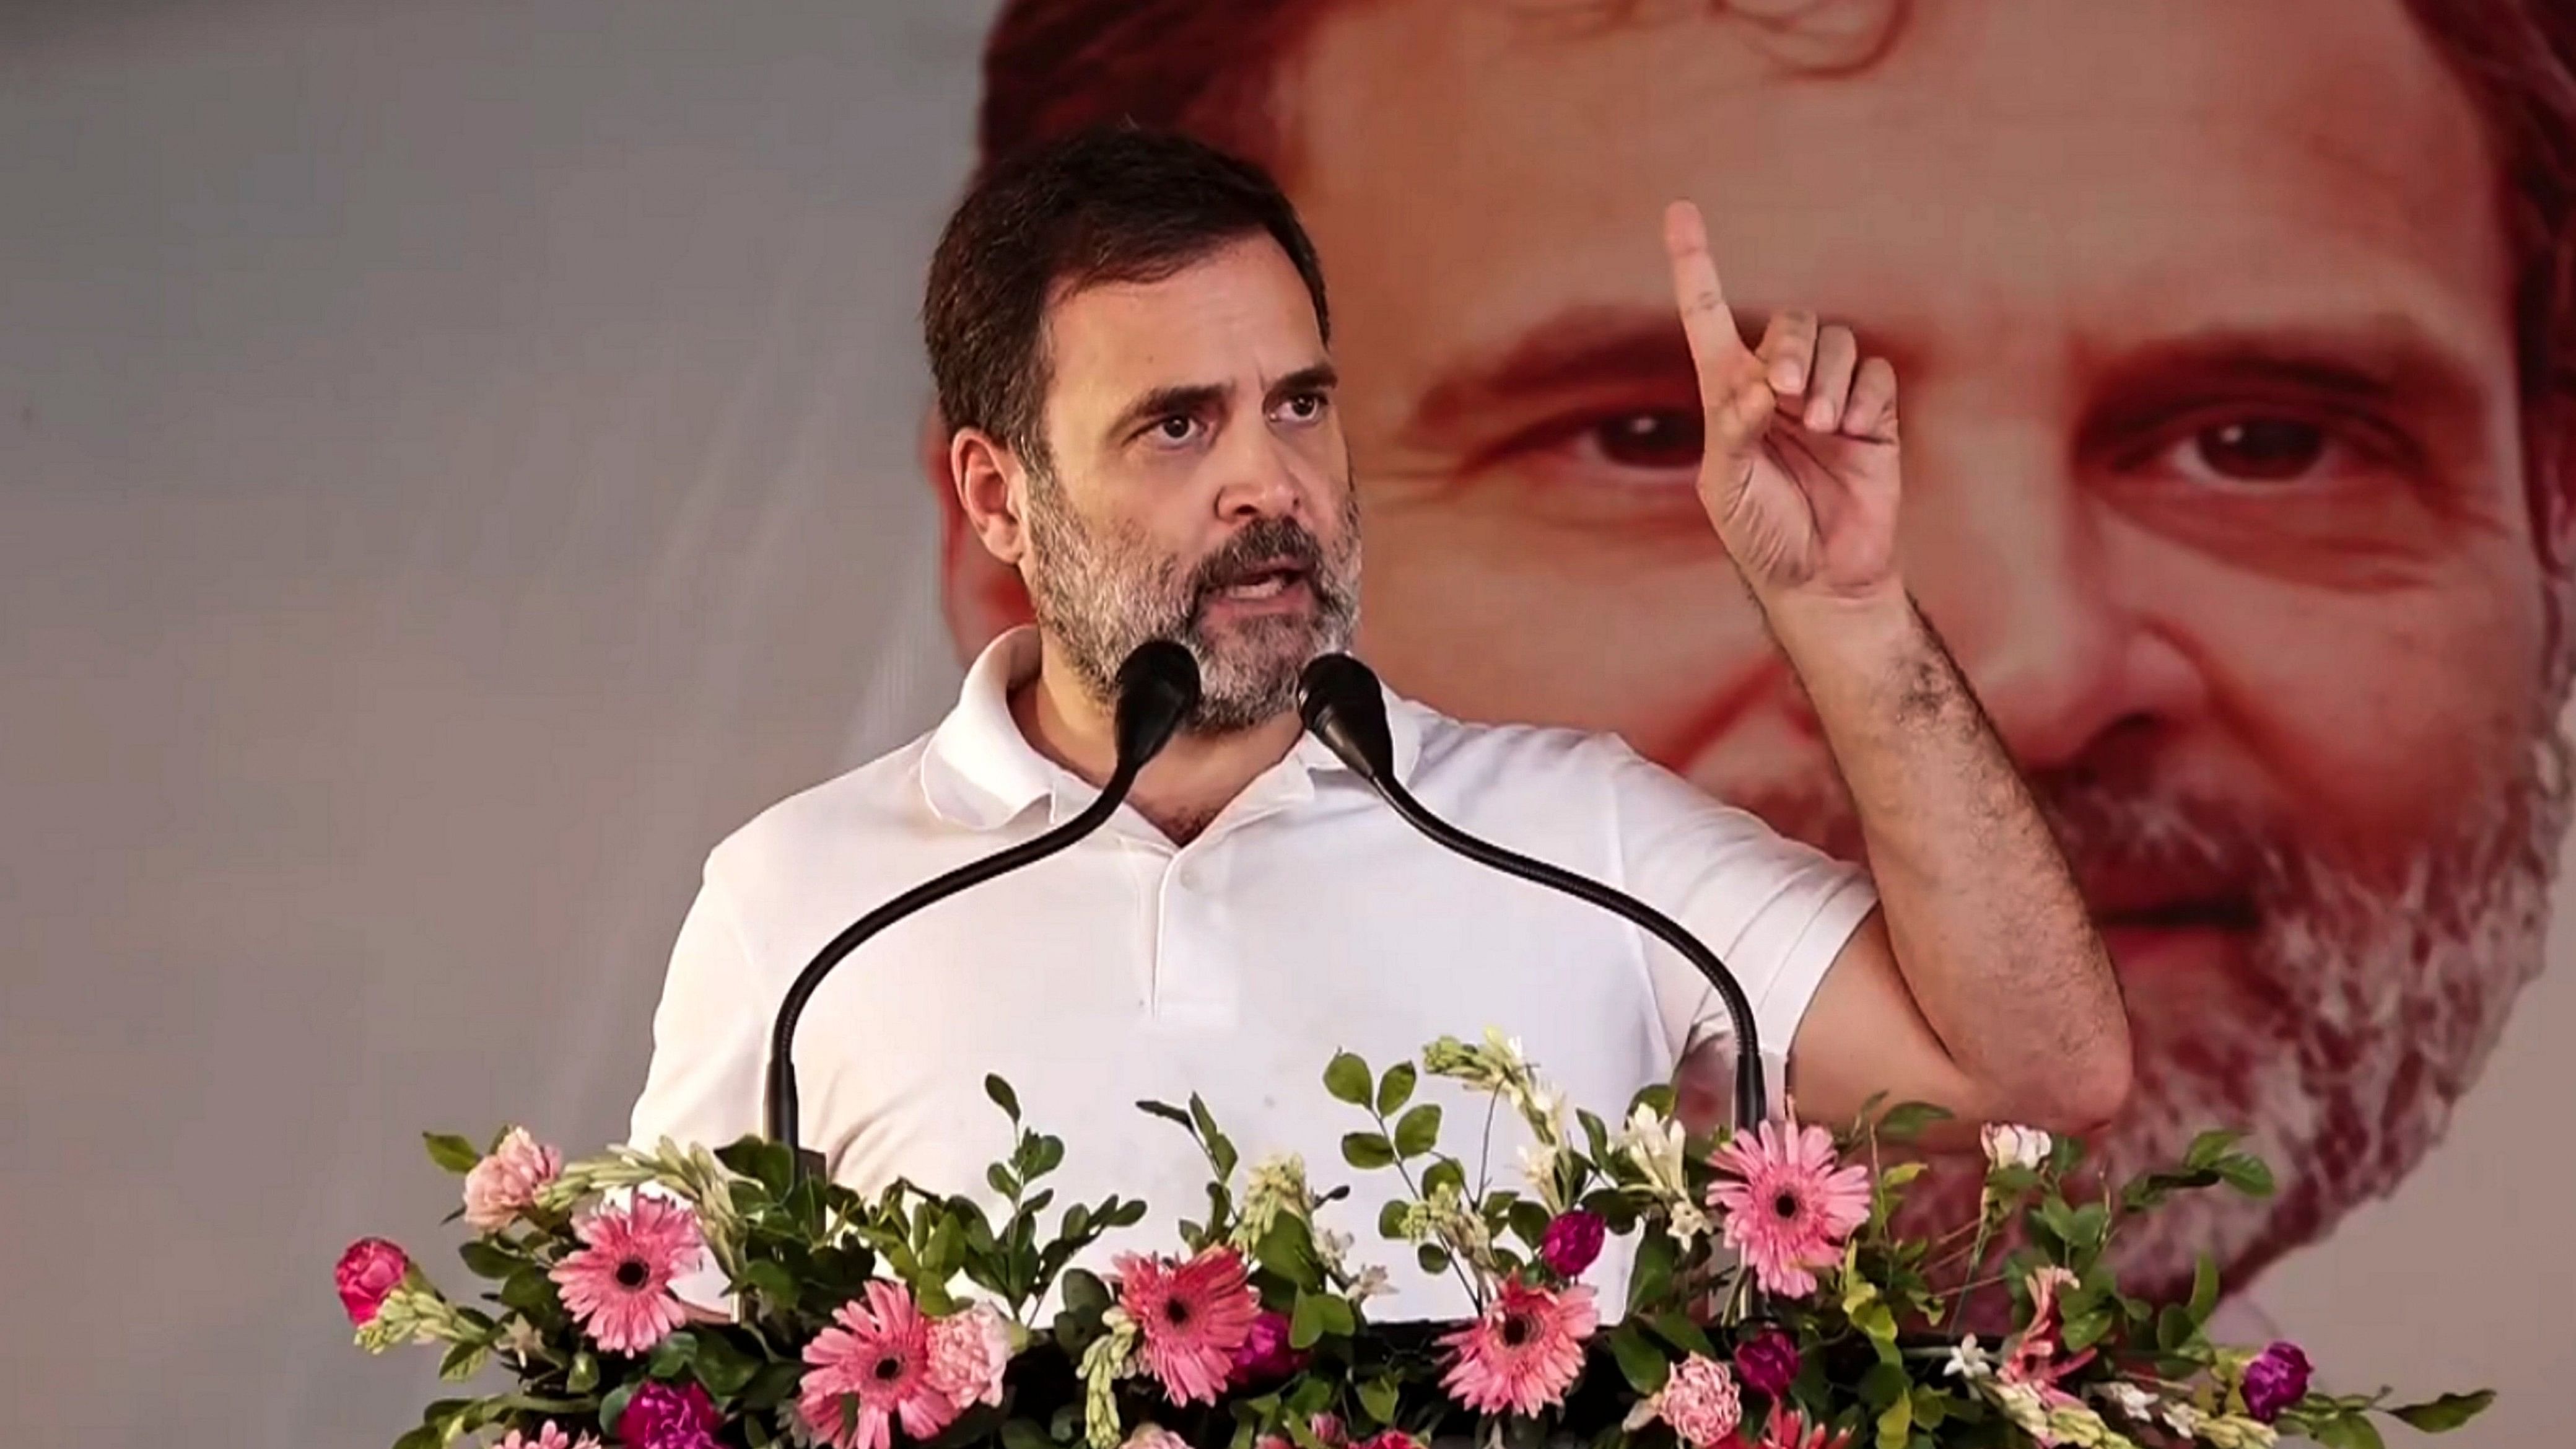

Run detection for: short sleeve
[[1598, 738, 1878, 1082], [626, 865, 769, 1155]]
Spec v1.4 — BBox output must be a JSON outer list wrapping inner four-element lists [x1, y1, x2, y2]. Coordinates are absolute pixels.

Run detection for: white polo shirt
[[629, 628, 1876, 1320]]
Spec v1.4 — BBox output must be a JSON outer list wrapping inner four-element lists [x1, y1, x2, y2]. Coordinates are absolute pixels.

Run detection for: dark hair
[[922, 125, 1330, 465], [976, 0, 2576, 666]]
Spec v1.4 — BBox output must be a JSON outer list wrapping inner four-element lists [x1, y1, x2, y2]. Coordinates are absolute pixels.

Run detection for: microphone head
[[1112, 639, 1202, 768], [1298, 652, 1397, 783]]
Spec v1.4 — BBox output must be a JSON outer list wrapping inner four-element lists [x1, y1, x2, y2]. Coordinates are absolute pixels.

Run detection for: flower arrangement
[[341, 1031, 2489, 1449]]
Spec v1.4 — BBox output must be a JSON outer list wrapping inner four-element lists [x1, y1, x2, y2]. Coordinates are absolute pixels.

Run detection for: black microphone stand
[[1299, 653, 1771, 1133], [762, 641, 1201, 1179]]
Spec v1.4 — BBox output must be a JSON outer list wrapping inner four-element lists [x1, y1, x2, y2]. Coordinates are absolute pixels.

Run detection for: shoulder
[[1395, 695, 1686, 803], [701, 732, 942, 894]]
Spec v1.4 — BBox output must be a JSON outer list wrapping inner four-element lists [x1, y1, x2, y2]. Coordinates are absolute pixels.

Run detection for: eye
[[1583, 409, 1703, 473], [2126, 410, 2390, 491], [1274, 390, 1330, 424], [1145, 414, 1203, 447]]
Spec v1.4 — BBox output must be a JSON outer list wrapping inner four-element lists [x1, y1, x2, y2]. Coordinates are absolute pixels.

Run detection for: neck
[[1011, 637, 1302, 845]]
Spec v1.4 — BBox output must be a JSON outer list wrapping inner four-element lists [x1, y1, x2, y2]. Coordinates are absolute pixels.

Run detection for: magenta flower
[[1734, 1327, 1800, 1398], [1705, 1121, 1872, 1299], [616, 1381, 719, 1449], [497, 1422, 601, 1449], [1229, 1309, 1308, 1386], [1539, 1210, 1606, 1280], [2243, 1341, 2313, 1422], [334, 1238, 412, 1326], [463, 1126, 562, 1232], [1356, 1433, 1423, 1449], [1438, 1273, 1599, 1416], [1116, 1246, 1262, 1405], [549, 1194, 704, 1355], [798, 1280, 960, 1449]]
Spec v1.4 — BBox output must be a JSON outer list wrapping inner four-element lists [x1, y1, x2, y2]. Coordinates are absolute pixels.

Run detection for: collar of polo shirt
[[920, 626, 1425, 831]]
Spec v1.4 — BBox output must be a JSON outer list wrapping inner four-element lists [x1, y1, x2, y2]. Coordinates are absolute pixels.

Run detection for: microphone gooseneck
[[763, 639, 1202, 1175], [1298, 652, 1771, 1133]]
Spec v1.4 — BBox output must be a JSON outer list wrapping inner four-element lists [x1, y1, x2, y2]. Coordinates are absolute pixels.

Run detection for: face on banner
[[938, 0, 2574, 1297]]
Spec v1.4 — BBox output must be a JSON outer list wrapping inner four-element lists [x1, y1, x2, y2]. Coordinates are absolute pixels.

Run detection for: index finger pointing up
[[1664, 200, 1750, 382]]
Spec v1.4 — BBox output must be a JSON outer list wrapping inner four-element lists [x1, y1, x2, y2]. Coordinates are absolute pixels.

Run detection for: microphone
[[763, 639, 1202, 1175], [1298, 652, 1771, 1132]]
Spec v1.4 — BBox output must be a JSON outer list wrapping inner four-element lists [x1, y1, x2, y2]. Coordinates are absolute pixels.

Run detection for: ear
[[923, 405, 1036, 661]]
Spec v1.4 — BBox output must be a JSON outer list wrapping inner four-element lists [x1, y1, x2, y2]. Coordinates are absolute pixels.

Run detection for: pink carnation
[[1539, 1210, 1606, 1280], [925, 1301, 1013, 1410], [1651, 1355, 1744, 1447], [1356, 1434, 1423, 1449], [1229, 1310, 1307, 1386], [463, 1126, 562, 1232], [334, 1238, 411, 1326], [617, 1381, 718, 1449]]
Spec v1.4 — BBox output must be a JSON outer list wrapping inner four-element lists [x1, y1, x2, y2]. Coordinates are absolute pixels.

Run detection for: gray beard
[[1019, 462, 1361, 735], [1745, 731, 2569, 1301]]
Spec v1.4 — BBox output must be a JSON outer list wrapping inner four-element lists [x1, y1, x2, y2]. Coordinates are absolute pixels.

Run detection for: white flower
[[2095, 1383, 2159, 1421], [1981, 1123, 2052, 1171], [1943, 1336, 1994, 1382], [1521, 1142, 1570, 1213], [1348, 1264, 1392, 1303]]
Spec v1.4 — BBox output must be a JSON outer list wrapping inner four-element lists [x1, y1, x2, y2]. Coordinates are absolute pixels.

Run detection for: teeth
[[1223, 573, 1290, 599]]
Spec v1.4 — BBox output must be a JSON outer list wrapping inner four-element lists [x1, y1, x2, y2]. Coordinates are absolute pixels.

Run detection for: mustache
[[1183, 517, 1350, 609]]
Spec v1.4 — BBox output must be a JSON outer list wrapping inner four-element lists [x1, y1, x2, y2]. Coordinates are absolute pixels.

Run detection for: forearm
[[1765, 587, 2130, 1129]]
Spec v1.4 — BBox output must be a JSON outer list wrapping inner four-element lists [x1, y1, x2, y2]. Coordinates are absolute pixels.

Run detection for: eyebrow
[[1103, 362, 1344, 444], [1399, 306, 1726, 442]]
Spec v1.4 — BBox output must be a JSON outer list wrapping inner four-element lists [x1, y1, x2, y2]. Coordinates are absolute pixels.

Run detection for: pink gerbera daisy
[[799, 1280, 962, 1449], [548, 1194, 703, 1354], [1705, 1120, 1872, 1299], [1115, 1246, 1261, 1406], [1438, 1273, 1599, 1417]]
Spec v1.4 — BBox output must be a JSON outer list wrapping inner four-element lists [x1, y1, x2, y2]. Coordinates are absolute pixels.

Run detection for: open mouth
[[1208, 560, 1311, 603]]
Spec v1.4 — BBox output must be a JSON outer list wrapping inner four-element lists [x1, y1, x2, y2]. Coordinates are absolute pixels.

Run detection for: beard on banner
[[1738, 729, 2569, 1303]]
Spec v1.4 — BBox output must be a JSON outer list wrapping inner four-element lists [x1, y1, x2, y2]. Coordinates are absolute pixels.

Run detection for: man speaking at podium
[[627, 128, 2130, 1318]]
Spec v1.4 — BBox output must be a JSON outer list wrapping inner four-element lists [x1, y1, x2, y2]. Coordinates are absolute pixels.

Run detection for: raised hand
[[1664, 200, 1902, 605]]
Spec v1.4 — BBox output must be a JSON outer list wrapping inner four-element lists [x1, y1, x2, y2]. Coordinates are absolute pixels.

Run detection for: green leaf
[[1394, 1105, 1443, 1158], [1874, 1390, 1914, 1449], [985, 1074, 1022, 1121], [1378, 1199, 1412, 1241], [2388, 1392, 2495, 1433], [1004, 1421, 1055, 1449], [987, 1163, 1021, 1200], [599, 1383, 639, 1440], [2062, 1309, 2111, 1353], [1609, 1322, 1671, 1396], [1508, 1198, 1553, 1251], [1422, 1158, 1466, 1201], [458, 1240, 520, 1279], [1910, 1387, 1949, 1431], [647, 1330, 701, 1378], [2216, 1155, 2276, 1197], [565, 1351, 600, 1394], [741, 1259, 800, 1313], [1341, 1132, 1397, 1170], [1874, 1103, 1954, 1144], [1417, 1243, 1452, 1275], [1061, 1268, 1111, 1316], [1135, 1099, 1195, 1131], [1325, 1051, 1374, 1106], [2315, 1415, 2390, 1449], [1626, 1228, 1677, 1314], [2184, 1130, 2243, 1170], [1359, 1375, 1400, 1427], [1647, 1311, 1714, 1359], [2188, 1253, 2221, 1323], [435, 1339, 489, 1381], [2157, 1305, 2196, 1353], [1106, 1199, 1148, 1228], [1255, 1215, 1322, 1291], [1288, 1289, 1333, 1350], [1029, 1134, 1066, 1180], [424, 1132, 482, 1174], [1376, 1062, 1417, 1116], [393, 1428, 445, 1449], [694, 1331, 761, 1396]]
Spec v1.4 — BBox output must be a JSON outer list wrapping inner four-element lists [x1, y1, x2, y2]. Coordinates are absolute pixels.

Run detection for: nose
[[1897, 419, 2206, 774], [1211, 426, 1306, 524]]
